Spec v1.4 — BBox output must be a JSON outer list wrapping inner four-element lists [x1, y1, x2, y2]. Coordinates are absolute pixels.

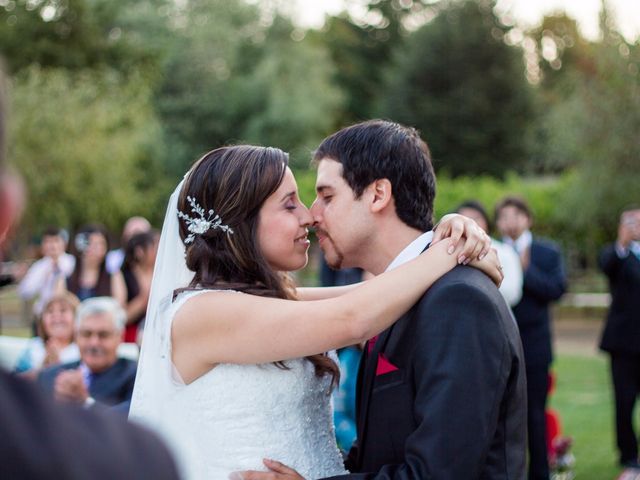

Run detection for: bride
[[129, 145, 501, 480]]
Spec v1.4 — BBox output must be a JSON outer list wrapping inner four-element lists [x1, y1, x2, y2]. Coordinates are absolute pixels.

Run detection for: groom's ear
[[368, 178, 393, 213]]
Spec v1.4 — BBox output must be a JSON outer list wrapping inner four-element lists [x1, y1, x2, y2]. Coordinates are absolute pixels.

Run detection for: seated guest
[[65, 225, 126, 306], [14, 292, 80, 376], [37, 297, 136, 411], [121, 230, 158, 343]]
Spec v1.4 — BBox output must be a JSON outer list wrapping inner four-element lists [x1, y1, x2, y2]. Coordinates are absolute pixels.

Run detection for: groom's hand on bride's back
[[230, 459, 304, 480]]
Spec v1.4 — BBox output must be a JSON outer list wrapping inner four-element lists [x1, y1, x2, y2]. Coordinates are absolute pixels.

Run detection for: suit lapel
[[355, 241, 430, 464], [353, 343, 368, 456], [355, 312, 406, 463]]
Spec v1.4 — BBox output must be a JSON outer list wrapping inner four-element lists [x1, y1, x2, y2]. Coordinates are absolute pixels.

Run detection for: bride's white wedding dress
[[133, 290, 348, 480]]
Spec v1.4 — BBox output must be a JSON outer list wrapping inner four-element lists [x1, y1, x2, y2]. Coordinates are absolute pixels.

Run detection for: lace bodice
[[145, 290, 347, 480]]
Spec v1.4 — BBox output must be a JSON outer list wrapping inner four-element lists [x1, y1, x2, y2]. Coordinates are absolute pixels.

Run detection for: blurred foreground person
[[0, 64, 180, 480], [599, 206, 640, 470]]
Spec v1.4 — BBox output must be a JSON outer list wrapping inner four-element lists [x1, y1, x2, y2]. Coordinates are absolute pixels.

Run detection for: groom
[[243, 120, 527, 479]]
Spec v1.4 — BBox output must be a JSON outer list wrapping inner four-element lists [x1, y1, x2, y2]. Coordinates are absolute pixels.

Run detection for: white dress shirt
[[492, 239, 523, 307], [385, 231, 434, 272], [18, 253, 76, 315], [502, 230, 532, 256], [386, 231, 521, 307], [616, 240, 640, 259]]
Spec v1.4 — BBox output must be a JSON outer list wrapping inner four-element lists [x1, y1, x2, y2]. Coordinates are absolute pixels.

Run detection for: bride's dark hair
[[177, 145, 339, 385]]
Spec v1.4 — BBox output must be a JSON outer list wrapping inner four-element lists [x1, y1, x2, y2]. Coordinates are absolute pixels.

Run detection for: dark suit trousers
[[610, 353, 640, 464], [527, 366, 550, 480]]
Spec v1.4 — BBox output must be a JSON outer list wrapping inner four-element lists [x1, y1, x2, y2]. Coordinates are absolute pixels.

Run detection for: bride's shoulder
[[172, 288, 242, 319]]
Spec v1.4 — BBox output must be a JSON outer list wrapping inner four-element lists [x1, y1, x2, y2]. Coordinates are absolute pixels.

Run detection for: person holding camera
[[599, 206, 640, 470]]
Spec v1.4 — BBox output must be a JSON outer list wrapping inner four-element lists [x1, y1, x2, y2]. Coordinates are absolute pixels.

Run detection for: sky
[[290, 0, 640, 42]]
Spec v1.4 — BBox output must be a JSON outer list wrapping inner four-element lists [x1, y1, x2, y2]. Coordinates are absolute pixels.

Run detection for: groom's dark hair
[[313, 119, 436, 232]]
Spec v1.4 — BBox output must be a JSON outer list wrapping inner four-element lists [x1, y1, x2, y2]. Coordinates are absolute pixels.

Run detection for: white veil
[[129, 176, 194, 428]]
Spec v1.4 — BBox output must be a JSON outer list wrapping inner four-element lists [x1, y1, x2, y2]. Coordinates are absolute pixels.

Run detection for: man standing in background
[[599, 206, 640, 471], [496, 195, 567, 480], [18, 227, 75, 320], [456, 199, 523, 307]]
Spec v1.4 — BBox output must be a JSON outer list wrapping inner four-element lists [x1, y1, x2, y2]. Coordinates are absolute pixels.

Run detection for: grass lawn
[[551, 354, 638, 480]]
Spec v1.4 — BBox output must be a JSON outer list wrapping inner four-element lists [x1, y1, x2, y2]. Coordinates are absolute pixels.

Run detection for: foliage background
[[1, 0, 638, 276], [1, 3, 638, 477]]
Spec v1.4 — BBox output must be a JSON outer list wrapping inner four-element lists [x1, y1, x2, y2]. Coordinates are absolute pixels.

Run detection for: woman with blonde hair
[[14, 292, 80, 377]]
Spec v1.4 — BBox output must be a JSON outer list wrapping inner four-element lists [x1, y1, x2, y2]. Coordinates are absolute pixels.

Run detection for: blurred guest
[[333, 344, 361, 454], [66, 225, 126, 306], [121, 230, 158, 343], [496, 195, 567, 480], [14, 292, 80, 377], [320, 253, 363, 288], [319, 254, 364, 453], [0, 61, 179, 480], [37, 297, 136, 411], [18, 227, 75, 318], [456, 199, 523, 307], [106, 216, 151, 274], [599, 206, 640, 470]]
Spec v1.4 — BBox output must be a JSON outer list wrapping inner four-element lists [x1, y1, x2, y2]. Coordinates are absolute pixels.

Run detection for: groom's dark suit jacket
[[326, 265, 527, 479]]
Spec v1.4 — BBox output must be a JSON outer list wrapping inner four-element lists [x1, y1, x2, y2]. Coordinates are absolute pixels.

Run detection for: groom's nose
[[310, 197, 322, 221]]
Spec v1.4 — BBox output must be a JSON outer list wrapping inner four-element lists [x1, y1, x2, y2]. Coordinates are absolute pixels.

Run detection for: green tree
[[156, 0, 343, 174], [549, 42, 640, 264], [524, 13, 597, 173], [8, 66, 170, 234], [237, 16, 343, 167], [0, 0, 161, 74], [530, 13, 595, 91], [312, 0, 432, 126], [378, 0, 533, 177], [531, 1, 640, 266]]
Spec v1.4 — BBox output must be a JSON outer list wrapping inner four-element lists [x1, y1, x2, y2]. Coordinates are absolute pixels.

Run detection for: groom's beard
[[317, 228, 344, 270]]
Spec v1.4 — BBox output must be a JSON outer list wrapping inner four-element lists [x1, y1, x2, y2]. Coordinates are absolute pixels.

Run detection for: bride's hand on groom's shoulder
[[230, 459, 305, 480], [432, 213, 491, 265], [470, 247, 504, 287]]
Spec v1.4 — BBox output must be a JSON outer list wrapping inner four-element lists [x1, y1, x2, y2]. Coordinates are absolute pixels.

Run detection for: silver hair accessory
[[177, 196, 234, 244]]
